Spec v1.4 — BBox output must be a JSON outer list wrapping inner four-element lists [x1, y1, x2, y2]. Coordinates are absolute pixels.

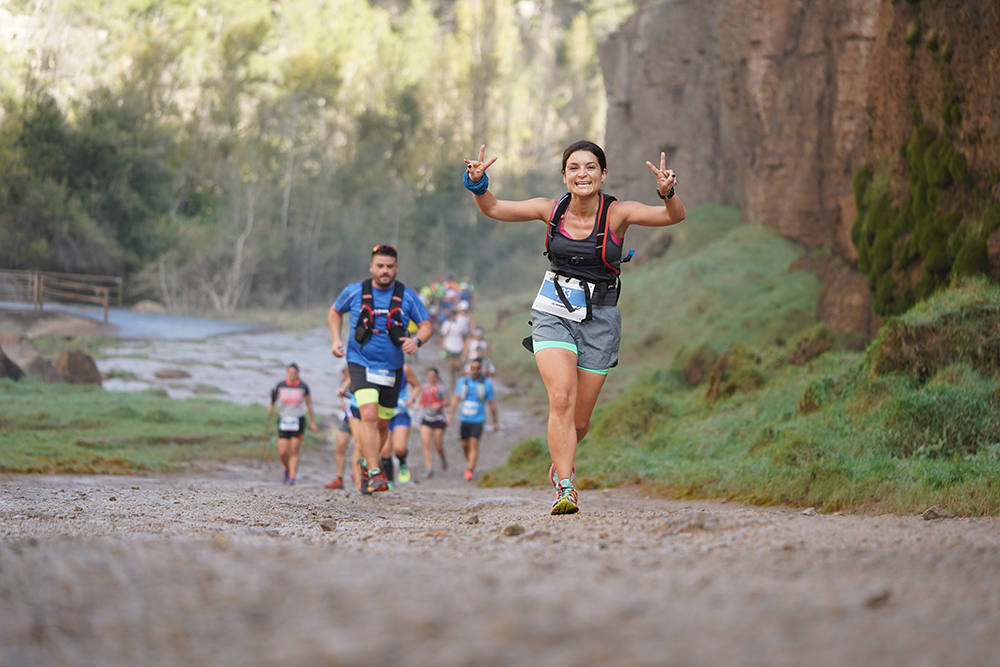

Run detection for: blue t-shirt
[[454, 376, 494, 424], [334, 281, 429, 371]]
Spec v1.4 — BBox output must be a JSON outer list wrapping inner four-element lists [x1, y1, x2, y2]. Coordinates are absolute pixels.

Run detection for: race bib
[[531, 271, 591, 322], [461, 400, 479, 417], [279, 416, 300, 431], [365, 367, 396, 387]]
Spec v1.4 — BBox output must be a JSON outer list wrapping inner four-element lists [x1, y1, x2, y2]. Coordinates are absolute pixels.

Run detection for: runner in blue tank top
[[447, 358, 498, 481]]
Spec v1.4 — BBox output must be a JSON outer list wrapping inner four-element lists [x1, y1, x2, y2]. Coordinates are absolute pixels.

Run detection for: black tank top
[[547, 204, 623, 305]]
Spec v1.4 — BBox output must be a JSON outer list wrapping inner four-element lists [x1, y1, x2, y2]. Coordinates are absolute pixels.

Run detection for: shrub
[[869, 278, 1000, 380], [879, 383, 1000, 458]]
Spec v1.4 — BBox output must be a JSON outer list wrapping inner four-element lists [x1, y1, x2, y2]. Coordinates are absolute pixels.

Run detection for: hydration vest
[[460, 378, 488, 402], [544, 192, 632, 280], [354, 279, 408, 347]]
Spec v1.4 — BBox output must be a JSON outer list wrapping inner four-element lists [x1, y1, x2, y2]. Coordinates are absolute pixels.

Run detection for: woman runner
[[462, 141, 685, 514]]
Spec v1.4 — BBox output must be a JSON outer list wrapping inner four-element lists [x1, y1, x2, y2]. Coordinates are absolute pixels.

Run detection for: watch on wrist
[[416, 338, 423, 348]]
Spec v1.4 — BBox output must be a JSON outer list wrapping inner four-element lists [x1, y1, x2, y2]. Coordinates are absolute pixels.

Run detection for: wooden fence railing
[[0, 270, 123, 323]]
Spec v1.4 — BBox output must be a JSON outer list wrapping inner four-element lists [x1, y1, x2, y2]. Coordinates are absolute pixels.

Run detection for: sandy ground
[[3, 315, 1000, 665]]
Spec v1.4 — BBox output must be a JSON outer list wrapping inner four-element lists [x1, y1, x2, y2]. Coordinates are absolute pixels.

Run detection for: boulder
[[26, 356, 63, 383], [1, 340, 42, 368], [54, 350, 102, 385], [0, 345, 25, 381]]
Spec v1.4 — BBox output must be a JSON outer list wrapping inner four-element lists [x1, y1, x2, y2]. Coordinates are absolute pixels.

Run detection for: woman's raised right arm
[[464, 144, 553, 223]]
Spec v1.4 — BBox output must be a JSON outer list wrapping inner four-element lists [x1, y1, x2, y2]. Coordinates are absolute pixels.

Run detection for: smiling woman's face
[[562, 150, 606, 197]]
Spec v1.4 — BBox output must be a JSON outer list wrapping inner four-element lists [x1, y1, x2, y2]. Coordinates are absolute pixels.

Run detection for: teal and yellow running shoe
[[398, 464, 411, 484], [550, 478, 579, 515]]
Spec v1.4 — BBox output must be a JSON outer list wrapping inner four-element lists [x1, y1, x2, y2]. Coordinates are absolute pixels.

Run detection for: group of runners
[[270, 139, 685, 515], [268, 244, 499, 492]]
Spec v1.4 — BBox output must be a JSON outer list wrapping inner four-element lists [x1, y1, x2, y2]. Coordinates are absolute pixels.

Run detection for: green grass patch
[[484, 279, 1000, 515], [0, 378, 316, 474]]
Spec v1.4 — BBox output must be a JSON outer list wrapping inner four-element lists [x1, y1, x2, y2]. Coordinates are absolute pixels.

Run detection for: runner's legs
[[420, 424, 434, 471], [334, 429, 350, 478], [284, 436, 302, 480], [277, 437, 292, 471], [574, 368, 608, 442], [534, 347, 579, 481], [465, 436, 479, 471]]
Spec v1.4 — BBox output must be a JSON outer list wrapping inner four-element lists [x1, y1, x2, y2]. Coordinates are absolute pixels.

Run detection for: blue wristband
[[463, 170, 489, 195]]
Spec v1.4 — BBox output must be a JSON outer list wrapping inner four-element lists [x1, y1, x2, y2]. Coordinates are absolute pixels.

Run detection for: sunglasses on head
[[371, 244, 396, 255]]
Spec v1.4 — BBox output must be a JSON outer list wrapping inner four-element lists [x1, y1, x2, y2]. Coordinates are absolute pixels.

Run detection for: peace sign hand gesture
[[644, 152, 678, 198], [464, 144, 497, 184]]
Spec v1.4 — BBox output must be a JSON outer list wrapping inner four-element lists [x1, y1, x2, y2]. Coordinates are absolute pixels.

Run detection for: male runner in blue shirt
[[328, 244, 432, 494]]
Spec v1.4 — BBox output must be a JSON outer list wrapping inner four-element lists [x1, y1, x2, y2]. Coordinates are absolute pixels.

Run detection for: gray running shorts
[[530, 305, 621, 374]]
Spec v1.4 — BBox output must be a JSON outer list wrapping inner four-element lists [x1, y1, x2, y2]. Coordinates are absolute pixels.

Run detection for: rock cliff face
[[601, 0, 997, 334]]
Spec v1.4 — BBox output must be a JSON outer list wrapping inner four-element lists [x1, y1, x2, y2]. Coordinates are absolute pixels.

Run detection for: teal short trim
[[577, 366, 609, 375], [530, 306, 621, 372], [532, 340, 578, 354]]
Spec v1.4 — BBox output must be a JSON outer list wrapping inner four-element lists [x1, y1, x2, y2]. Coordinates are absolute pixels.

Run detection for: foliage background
[[0, 0, 648, 310]]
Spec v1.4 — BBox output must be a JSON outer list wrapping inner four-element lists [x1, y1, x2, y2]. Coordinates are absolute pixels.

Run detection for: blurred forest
[[0, 0, 645, 311]]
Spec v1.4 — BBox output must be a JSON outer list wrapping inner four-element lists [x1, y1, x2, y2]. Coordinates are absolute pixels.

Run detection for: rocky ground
[[2, 313, 1000, 666]]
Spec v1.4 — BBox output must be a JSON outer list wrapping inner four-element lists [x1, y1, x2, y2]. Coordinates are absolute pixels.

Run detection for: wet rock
[[155, 368, 191, 379], [921, 505, 955, 521], [463, 515, 480, 525], [503, 524, 525, 537], [54, 350, 102, 385], [801, 507, 817, 516], [0, 346, 24, 381]]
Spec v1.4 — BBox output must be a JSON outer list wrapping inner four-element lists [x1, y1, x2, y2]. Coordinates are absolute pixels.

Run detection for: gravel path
[[3, 445, 999, 667]]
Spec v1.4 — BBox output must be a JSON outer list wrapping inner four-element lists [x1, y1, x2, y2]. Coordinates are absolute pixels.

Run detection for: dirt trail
[[3, 443, 1000, 667], [3, 322, 1000, 665]]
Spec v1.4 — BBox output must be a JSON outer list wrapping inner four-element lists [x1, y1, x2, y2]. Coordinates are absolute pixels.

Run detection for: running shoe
[[324, 477, 344, 490], [548, 464, 576, 488], [398, 464, 411, 484], [464, 468, 474, 481], [550, 478, 579, 515], [357, 458, 371, 495], [287, 477, 296, 486], [367, 468, 389, 494], [441, 459, 448, 471], [425, 469, 434, 479], [283, 467, 290, 484]]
